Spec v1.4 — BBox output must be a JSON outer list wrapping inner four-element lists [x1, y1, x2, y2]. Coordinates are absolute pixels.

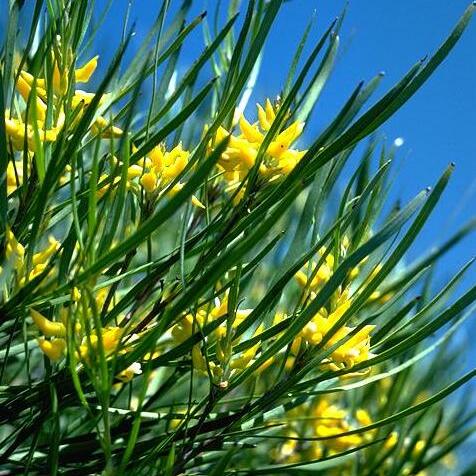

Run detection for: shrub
[[0, 1, 475, 474]]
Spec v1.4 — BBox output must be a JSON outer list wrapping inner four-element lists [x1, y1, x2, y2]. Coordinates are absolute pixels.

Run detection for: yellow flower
[[30, 309, 66, 338], [273, 430, 300, 463], [6, 160, 23, 195], [74, 56, 99, 84], [5, 227, 25, 270], [20, 51, 98, 96], [384, 431, 399, 449], [31, 309, 67, 362], [71, 287, 82, 302], [91, 116, 123, 138], [276, 398, 378, 464], [140, 171, 158, 193], [37, 338, 66, 362], [171, 295, 259, 378], [229, 342, 260, 370], [292, 294, 375, 370], [4, 229, 59, 286], [295, 255, 334, 290], [111, 143, 204, 208], [5, 110, 63, 152], [79, 326, 124, 360], [12, 49, 121, 150], [210, 98, 307, 199], [313, 399, 365, 453], [96, 173, 125, 199], [168, 183, 205, 209], [102, 327, 124, 352], [295, 237, 360, 292], [411, 439, 426, 458], [32, 236, 60, 265], [16, 75, 47, 121], [355, 409, 373, 427], [30, 285, 140, 364]]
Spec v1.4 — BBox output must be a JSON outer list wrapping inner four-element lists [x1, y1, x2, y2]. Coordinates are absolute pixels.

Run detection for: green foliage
[[0, 1, 475, 475]]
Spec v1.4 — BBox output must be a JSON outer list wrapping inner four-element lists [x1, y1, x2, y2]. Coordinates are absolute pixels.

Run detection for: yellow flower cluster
[[292, 237, 380, 371], [171, 295, 266, 382], [275, 398, 375, 463], [5, 41, 121, 155], [312, 400, 373, 456], [4, 109, 63, 153], [31, 309, 67, 362], [1, 228, 59, 286], [211, 99, 307, 199], [295, 237, 360, 292], [30, 288, 141, 382], [276, 395, 446, 476], [98, 143, 204, 208], [296, 238, 392, 304], [290, 291, 375, 371], [5, 65, 65, 152], [30, 305, 125, 364]]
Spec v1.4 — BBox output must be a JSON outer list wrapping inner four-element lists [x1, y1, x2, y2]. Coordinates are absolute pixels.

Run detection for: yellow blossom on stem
[[4, 110, 64, 152], [4, 229, 59, 286], [171, 295, 261, 379], [384, 431, 399, 449], [110, 143, 204, 208], [140, 171, 158, 193], [12, 50, 122, 150], [313, 400, 364, 452], [276, 398, 376, 464], [292, 294, 375, 370], [295, 237, 360, 292], [30, 285, 140, 365], [30, 309, 66, 338], [20, 49, 98, 96], [16, 75, 47, 121], [6, 160, 23, 195], [37, 338, 66, 362], [91, 116, 123, 138], [74, 56, 99, 84], [210, 98, 307, 199], [79, 326, 124, 360]]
